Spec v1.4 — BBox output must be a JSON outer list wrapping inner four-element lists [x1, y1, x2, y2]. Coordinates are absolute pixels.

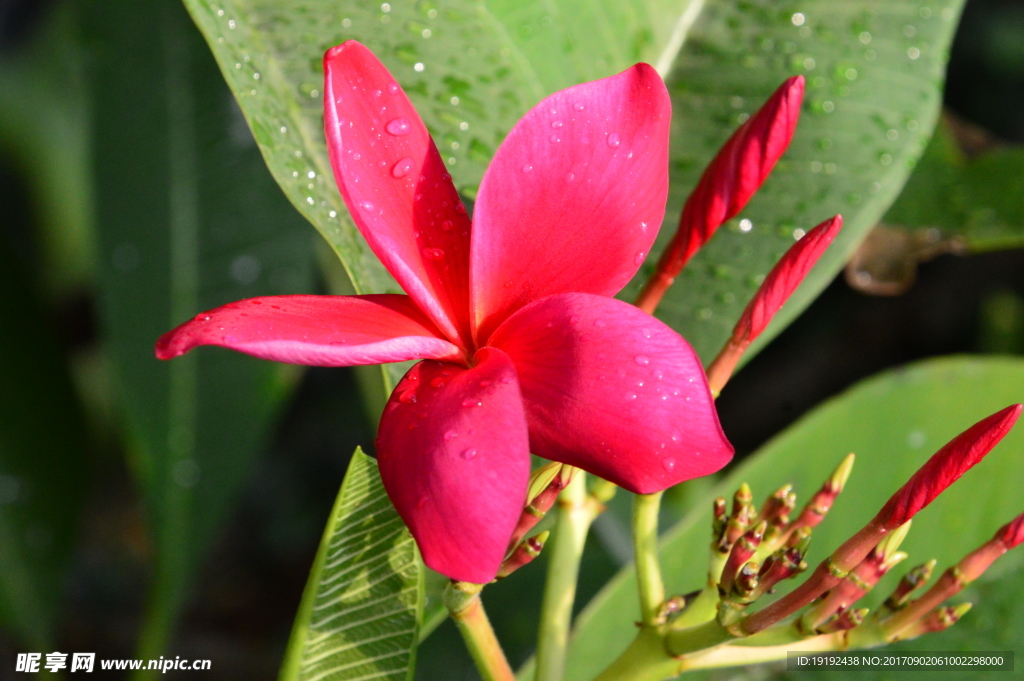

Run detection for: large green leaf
[[0, 234, 90, 649], [182, 0, 963, 367], [630, 0, 967, 361], [882, 117, 1024, 252], [79, 0, 313, 661], [554, 356, 1024, 681], [280, 448, 421, 681]]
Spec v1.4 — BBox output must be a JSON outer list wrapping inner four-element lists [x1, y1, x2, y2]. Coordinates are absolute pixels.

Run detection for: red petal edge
[[155, 294, 462, 366], [488, 292, 733, 493], [376, 347, 531, 583], [470, 63, 672, 343], [324, 41, 472, 347]]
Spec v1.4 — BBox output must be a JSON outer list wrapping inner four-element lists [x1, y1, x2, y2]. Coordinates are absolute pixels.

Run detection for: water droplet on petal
[[455, 203, 467, 215], [573, 102, 585, 111], [564, 172, 575, 182], [551, 120, 563, 128], [634, 252, 646, 265], [549, 134, 560, 143], [634, 355, 650, 366], [594, 319, 607, 328], [391, 157, 415, 178], [385, 117, 413, 135], [423, 247, 445, 260], [387, 81, 400, 94], [462, 448, 478, 460], [522, 164, 533, 173], [398, 390, 417, 404], [358, 200, 375, 212], [662, 457, 677, 472], [441, 219, 454, 231], [462, 398, 482, 408], [640, 328, 652, 339], [430, 377, 447, 388], [625, 392, 638, 401], [443, 430, 458, 441], [607, 133, 621, 148]]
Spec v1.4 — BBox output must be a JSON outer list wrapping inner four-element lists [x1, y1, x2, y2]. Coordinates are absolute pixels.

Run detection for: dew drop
[[551, 120, 564, 128], [606, 133, 621, 148], [359, 200, 375, 212], [573, 102, 585, 111], [662, 457, 677, 472], [564, 172, 575, 182], [430, 377, 447, 388], [625, 392, 638, 401], [634, 355, 650, 366], [398, 390, 417, 404], [387, 81, 400, 94], [549, 134, 561, 143], [462, 398, 482, 408], [391, 157, 415, 178], [640, 328, 652, 338], [441, 219, 454, 231], [634, 252, 646, 265], [385, 117, 413, 135], [462, 448, 478, 460], [455, 203, 468, 215], [423, 247, 445, 260], [443, 429, 458, 441], [522, 164, 533, 173]]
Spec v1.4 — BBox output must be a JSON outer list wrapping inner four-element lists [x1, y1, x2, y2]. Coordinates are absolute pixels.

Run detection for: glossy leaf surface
[[184, 0, 964, 367], [553, 356, 1024, 680], [281, 449, 421, 681]]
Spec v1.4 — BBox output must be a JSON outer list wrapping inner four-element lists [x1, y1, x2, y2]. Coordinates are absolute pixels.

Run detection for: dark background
[[1, 0, 1023, 678]]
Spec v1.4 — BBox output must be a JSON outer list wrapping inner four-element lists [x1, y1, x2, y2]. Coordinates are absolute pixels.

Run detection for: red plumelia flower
[[155, 41, 733, 583]]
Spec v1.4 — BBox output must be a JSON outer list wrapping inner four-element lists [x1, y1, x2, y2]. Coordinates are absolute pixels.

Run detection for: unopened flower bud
[[712, 497, 728, 539], [893, 603, 971, 641], [721, 522, 766, 592], [998, 511, 1024, 549], [497, 531, 549, 579], [788, 453, 855, 536], [817, 607, 868, 634], [507, 464, 577, 551], [878, 405, 1021, 530], [636, 76, 805, 314], [757, 485, 793, 524], [885, 559, 937, 610], [705, 215, 842, 393]]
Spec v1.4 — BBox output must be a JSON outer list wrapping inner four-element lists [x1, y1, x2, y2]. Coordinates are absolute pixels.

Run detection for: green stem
[[633, 492, 666, 625], [592, 628, 679, 681], [450, 595, 516, 681], [535, 472, 599, 681]]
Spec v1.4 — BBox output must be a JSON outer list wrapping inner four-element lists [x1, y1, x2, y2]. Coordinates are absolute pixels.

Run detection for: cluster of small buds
[[708, 455, 855, 630], [716, 405, 1023, 647]]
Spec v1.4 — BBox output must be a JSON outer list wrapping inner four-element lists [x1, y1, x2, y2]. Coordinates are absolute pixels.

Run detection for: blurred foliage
[[77, 0, 315, 665]]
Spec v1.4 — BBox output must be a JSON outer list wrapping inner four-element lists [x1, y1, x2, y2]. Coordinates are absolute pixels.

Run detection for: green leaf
[[882, 117, 1024, 252], [0, 236, 90, 649], [79, 0, 313, 660], [182, 0, 964, 370], [178, 0, 699, 296], [280, 448, 421, 681], [623, 0, 967, 362], [553, 356, 1024, 681]]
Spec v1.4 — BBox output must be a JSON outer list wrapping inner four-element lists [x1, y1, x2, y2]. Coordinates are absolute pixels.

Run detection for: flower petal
[[488, 293, 732, 494], [155, 294, 462, 366], [324, 41, 472, 347], [376, 348, 530, 582], [470, 64, 672, 342]]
